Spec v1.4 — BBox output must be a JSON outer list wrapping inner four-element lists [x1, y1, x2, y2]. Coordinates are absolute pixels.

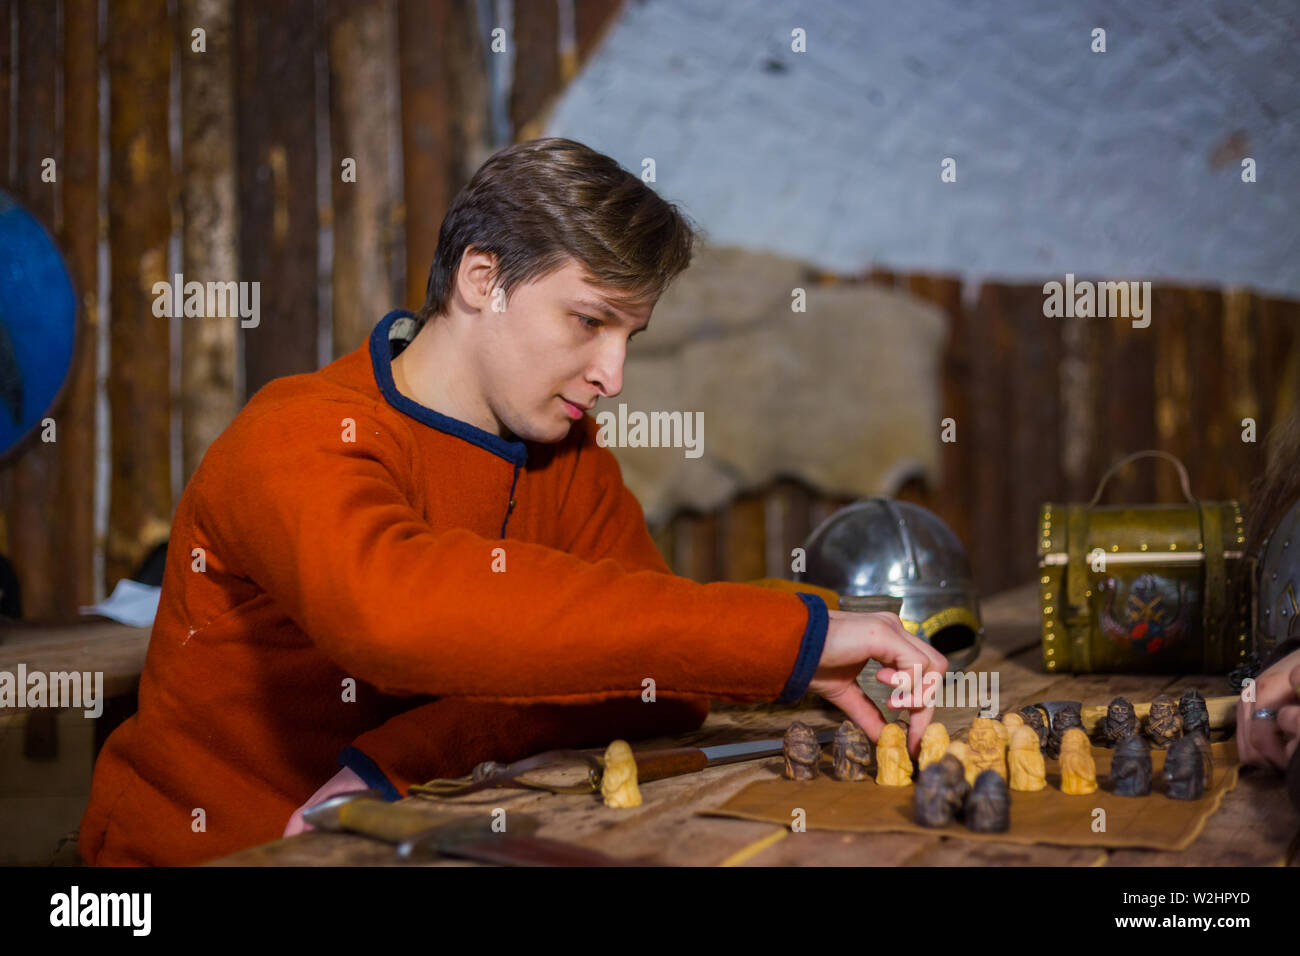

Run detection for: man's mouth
[[558, 397, 589, 420]]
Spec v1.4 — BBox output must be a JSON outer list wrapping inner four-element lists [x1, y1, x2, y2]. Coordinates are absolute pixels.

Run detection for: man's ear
[[457, 246, 501, 312]]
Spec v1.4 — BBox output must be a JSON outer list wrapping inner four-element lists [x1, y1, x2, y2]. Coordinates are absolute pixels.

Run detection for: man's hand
[[1237, 647, 1300, 771], [807, 609, 949, 757], [282, 765, 369, 837]]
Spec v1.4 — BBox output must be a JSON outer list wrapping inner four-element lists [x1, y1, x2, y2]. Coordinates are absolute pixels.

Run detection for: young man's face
[[472, 257, 655, 444]]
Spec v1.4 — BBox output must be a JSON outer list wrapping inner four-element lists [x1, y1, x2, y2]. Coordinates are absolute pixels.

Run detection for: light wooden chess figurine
[[1058, 727, 1098, 795], [875, 723, 914, 786], [968, 717, 1008, 780], [601, 739, 642, 808], [945, 740, 978, 787], [1001, 711, 1026, 741], [918, 722, 950, 771], [1008, 725, 1047, 791]]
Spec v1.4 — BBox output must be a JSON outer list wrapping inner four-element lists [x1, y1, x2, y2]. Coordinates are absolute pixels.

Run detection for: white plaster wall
[[544, 0, 1300, 296]]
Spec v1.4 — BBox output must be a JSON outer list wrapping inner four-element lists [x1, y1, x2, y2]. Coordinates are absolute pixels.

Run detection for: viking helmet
[[795, 498, 982, 670]]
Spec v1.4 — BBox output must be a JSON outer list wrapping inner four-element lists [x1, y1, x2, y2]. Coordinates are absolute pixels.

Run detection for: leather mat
[[702, 739, 1240, 851]]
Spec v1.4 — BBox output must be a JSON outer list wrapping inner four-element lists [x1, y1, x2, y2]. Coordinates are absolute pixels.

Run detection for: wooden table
[[213, 584, 1300, 866]]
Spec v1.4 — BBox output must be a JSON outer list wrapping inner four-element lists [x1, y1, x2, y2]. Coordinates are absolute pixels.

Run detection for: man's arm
[[202, 397, 827, 706]]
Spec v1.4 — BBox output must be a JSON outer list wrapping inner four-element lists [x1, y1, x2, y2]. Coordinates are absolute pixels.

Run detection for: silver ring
[[1251, 707, 1277, 720]]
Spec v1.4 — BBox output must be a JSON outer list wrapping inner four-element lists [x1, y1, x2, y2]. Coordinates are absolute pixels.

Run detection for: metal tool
[[410, 728, 839, 798], [301, 790, 655, 866]]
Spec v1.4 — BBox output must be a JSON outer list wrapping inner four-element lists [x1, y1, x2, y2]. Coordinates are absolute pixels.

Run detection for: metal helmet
[[795, 498, 983, 670], [1257, 497, 1300, 660]]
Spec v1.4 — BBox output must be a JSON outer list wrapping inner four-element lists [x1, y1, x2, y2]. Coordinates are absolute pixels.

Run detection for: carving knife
[[301, 790, 657, 866]]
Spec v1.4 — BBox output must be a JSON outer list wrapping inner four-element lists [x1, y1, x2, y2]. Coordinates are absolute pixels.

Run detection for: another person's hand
[[1236, 647, 1300, 771], [808, 609, 948, 757], [282, 765, 369, 837]]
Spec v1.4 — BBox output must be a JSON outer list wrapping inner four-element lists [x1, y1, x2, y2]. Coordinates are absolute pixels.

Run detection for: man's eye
[[576, 314, 603, 330]]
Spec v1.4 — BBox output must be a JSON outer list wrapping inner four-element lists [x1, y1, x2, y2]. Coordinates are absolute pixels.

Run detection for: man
[[81, 138, 945, 865]]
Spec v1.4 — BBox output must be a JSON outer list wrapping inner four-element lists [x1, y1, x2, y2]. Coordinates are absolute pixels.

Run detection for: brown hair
[[415, 137, 699, 327]]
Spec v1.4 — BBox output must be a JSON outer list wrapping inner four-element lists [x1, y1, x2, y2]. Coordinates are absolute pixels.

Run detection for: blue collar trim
[[369, 310, 528, 466]]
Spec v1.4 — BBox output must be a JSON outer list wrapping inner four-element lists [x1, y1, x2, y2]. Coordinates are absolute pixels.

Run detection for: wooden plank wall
[[0, 0, 1296, 620], [0, 0, 625, 622]]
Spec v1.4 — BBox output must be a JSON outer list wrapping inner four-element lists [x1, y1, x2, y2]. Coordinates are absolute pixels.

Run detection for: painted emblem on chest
[[1099, 573, 1191, 653]]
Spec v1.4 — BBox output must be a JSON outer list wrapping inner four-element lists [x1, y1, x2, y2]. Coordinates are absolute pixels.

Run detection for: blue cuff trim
[[338, 745, 402, 802], [776, 593, 828, 705], [369, 309, 528, 467]]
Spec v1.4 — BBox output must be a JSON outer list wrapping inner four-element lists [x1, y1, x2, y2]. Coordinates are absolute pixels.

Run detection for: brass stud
[[1044, 591, 1052, 600], [1041, 575, 1050, 584], [1111, 545, 1119, 552], [1046, 648, 1054, 656], [1169, 543, 1177, 551], [1197, 542, 1204, 551], [1140, 543, 1148, 551], [1085, 589, 1092, 597], [1044, 605, 1054, 614]]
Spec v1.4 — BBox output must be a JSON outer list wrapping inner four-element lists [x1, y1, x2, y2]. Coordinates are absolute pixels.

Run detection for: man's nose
[[588, 340, 626, 398]]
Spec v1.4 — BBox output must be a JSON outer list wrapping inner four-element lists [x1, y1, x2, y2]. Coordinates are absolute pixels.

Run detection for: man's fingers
[[824, 685, 886, 742], [1244, 715, 1289, 770], [1278, 703, 1300, 739], [907, 706, 935, 756]]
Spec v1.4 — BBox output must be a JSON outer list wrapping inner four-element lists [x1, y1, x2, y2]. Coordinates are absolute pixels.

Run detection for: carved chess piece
[[1001, 711, 1026, 741], [968, 717, 1008, 780], [918, 722, 950, 772], [1047, 703, 1083, 759], [915, 753, 970, 827], [1145, 694, 1182, 750], [1187, 730, 1213, 785], [1110, 734, 1153, 797], [945, 740, 978, 787], [783, 720, 821, 781], [600, 740, 642, 808], [1179, 689, 1211, 740], [831, 720, 873, 782], [875, 723, 914, 786], [1100, 696, 1138, 746], [1008, 725, 1047, 791], [1018, 705, 1049, 750], [1164, 735, 1205, 800], [1059, 727, 1098, 795], [965, 769, 1011, 833]]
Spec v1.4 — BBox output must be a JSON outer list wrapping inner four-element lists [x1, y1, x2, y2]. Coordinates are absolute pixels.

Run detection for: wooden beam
[[178, 0, 241, 484], [56, 0, 101, 613], [328, 0, 403, 355], [6, 0, 62, 618], [106, 0, 173, 586], [235, 0, 319, 397]]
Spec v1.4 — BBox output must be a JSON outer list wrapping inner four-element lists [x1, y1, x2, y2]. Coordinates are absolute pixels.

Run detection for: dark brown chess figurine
[[965, 769, 1011, 833], [1017, 705, 1049, 750], [1110, 734, 1153, 796], [1179, 689, 1210, 740], [831, 720, 872, 782], [1100, 696, 1138, 746], [783, 720, 821, 781], [914, 753, 970, 827], [1163, 735, 1205, 799], [1047, 703, 1083, 759], [1144, 694, 1182, 750], [1188, 731, 1214, 785]]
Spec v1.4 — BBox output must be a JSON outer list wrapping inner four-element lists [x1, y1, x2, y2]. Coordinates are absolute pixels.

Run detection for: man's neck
[[390, 318, 505, 437]]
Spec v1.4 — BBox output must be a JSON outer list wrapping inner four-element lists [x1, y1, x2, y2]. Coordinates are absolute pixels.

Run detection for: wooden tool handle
[[634, 747, 710, 782], [338, 800, 449, 843], [1079, 694, 1237, 733]]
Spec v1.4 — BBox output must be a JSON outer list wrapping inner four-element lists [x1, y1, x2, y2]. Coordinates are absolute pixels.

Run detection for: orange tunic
[[79, 310, 828, 865]]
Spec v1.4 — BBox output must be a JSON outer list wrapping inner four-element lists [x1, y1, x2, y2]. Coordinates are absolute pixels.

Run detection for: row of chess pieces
[[781, 689, 1215, 833]]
